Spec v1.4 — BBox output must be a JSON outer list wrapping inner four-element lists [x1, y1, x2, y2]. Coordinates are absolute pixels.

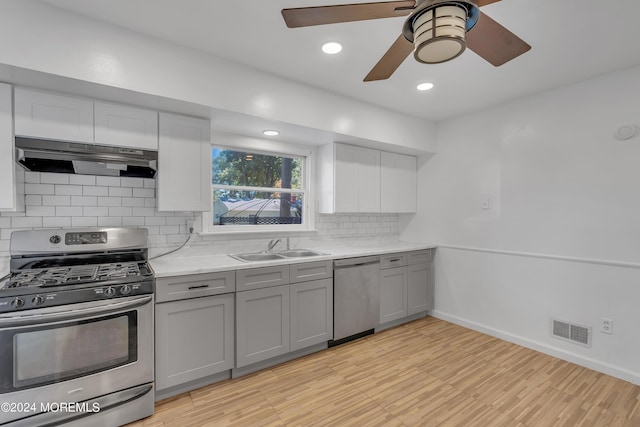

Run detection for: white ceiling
[[38, 0, 640, 121]]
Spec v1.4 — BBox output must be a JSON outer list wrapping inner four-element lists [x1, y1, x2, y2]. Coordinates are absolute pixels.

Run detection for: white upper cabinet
[[15, 87, 159, 150], [380, 152, 417, 213], [319, 143, 381, 213], [0, 83, 20, 211], [157, 113, 211, 212], [14, 87, 94, 143], [94, 102, 158, 150], [336, 144, 381, 213], [332, 144, 359, 212], [319, 143, 416, 214]]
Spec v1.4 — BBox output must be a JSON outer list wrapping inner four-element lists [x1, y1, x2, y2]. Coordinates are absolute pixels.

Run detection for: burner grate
[[97, 262, 140, 280], [5, 262, 144, 289]]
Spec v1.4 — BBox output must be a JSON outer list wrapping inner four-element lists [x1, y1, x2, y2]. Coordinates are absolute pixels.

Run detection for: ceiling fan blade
[[282, 1, 415, 28], [466, 11, 531, 66], [364, 34, 413, 82], [474, 0, 502, 6]]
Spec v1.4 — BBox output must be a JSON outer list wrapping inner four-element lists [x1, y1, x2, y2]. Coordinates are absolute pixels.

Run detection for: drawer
[[380, 253, 407, 269], [290, 260, 333, 284], [408, 249, 433, 265], [236, 265, 290, 291], [156, 271, 235, 303]]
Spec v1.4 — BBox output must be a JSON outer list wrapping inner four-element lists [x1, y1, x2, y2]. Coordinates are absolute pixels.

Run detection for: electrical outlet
[[187, 220, 195, 233], [480, 196, 490, 210], [600, 318, 614, 335]]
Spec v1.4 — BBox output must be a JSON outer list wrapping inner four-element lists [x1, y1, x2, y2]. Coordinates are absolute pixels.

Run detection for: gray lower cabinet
[[155, 293, 235, 391], [407, 262, 433, 315], [379, 249, 434, 325], [235, 261, 333, 368], [290, 277, 333, 351], [379, 266, 408, 323], [235, 284, 290, 368]]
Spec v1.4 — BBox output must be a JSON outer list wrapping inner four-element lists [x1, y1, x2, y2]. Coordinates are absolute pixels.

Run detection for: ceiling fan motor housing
[[403, 0, 479, 64]]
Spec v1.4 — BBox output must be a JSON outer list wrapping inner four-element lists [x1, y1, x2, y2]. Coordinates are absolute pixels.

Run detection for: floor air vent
[[551, 318, 591, 347]]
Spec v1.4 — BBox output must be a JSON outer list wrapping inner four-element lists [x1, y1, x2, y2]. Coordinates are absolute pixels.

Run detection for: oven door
[[0, 295, 153, 425]]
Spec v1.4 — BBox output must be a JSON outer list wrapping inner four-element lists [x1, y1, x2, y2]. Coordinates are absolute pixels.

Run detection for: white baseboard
[[431, 310, 640, 386]]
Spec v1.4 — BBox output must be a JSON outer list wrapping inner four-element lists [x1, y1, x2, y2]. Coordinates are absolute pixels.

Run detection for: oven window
[[11, 313, 137, 389]]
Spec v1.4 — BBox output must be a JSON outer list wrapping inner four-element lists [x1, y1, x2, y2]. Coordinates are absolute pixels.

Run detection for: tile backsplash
[[0, 171, 400, 259]]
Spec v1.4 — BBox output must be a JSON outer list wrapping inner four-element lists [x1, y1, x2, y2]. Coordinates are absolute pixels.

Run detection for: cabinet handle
[[389, 258, 401, 262], [188, 285, 210, 290]]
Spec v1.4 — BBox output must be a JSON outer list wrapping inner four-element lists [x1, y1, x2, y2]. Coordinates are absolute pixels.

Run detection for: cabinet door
[[379, 266, 408, 323], [236, 285, 290, 368], [380, 152, 417, 213], [0, 83, 17, 210], [95, 102, 158, 150], [334, 144, 381, 213], [157, 113, 211, 212], [380, 252, 407, 269], [333, 144, 359, 212], [155, 294, 235, 391], [407, 263, 432, 315], [357, 146, 381, 213], [14, 87, 94, 143], [290, 278, 333, 351], [155, 270, 235, 303], [236, 265, 289, 292], [289, 260, 333, 284]]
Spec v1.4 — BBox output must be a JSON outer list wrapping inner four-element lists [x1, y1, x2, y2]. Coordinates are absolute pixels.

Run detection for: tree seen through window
[[212, 149, 304, 226]]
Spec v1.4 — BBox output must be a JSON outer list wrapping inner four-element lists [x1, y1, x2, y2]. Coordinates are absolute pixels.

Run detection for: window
[[202, 145, 311, 233]]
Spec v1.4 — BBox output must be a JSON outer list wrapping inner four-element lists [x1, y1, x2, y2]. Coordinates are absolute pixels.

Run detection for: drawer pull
[[389, 258, 401, 262], [188, 285, 210, 290]]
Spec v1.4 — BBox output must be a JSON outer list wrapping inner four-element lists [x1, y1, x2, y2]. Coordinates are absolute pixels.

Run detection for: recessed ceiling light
[[322, 42, 342, 55], [417, 82, 434, 91], [263, 130, 279, 136]]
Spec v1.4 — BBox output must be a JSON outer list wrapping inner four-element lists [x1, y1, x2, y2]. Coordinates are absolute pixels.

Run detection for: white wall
[[0, 0, 435, 153], [401, 65, 640, 383]]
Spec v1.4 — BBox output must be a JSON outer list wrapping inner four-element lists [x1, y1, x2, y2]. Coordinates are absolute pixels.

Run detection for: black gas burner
[[5, 262, 144, 289], [3, 228, 154, 313]]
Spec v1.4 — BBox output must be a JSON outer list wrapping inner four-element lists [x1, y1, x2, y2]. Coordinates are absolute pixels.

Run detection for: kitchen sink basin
[[230, 249, 328, 262], [230, 253, 285, 262], [277, 249, 327, 258]]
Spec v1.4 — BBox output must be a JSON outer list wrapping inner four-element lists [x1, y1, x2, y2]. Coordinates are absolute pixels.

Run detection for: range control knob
[[31, 295, 45, 306], [120, 285, 132, 295], [11, 298, 25, 308], [104, 287, 116, 297], [49, 235, 61, 244]]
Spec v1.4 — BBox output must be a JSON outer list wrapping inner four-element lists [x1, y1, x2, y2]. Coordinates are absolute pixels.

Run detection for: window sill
[[197, 228, 319, 238]]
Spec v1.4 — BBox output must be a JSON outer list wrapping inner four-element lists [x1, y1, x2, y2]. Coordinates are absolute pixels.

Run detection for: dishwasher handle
[[334, 256, 380, 268]]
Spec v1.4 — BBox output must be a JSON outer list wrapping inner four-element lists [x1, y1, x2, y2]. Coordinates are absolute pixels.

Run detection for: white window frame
[[200, 135, 315, 235]]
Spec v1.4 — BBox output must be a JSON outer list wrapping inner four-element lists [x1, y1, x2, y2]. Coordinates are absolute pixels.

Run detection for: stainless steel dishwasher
[[330, 255, 380, 345]]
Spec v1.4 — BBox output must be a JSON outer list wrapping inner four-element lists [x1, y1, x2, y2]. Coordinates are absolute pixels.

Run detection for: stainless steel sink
[[277, 249, 327, 258], [230, 249, 327, 262], [229, 253, 285, 262]]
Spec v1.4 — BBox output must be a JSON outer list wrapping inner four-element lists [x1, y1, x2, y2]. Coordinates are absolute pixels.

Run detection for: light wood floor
[[128, 317, 640, 426]]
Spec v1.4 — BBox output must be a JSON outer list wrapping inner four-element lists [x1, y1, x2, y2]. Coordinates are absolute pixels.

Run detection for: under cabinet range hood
[[15, 137, 158, 178]]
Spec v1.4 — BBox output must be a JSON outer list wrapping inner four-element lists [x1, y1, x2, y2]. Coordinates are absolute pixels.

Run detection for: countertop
[[150, 239, 436, 278], [0, 240, 436, 280]]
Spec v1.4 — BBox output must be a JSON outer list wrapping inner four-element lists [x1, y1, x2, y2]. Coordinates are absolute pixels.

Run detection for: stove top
[[5, 261, 146, 289], [1, 227, 155, 313]]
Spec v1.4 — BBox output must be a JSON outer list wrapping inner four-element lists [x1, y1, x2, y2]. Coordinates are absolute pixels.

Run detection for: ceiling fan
[[281, 0, 531, 82]]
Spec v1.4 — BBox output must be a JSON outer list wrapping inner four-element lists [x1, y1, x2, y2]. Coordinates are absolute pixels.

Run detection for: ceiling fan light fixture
[[401, 1, 478, 65], [413, 4, 468, 64]]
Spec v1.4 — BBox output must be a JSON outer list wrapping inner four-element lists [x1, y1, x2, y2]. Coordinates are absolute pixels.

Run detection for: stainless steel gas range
[[0, 228, 155, 427]]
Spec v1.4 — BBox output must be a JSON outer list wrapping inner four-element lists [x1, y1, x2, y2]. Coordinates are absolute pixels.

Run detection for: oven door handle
[[0, 295, 153, 328]]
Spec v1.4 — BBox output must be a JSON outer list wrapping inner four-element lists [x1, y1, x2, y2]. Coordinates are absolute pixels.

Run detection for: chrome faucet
[[267, 239, 281, 252]]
